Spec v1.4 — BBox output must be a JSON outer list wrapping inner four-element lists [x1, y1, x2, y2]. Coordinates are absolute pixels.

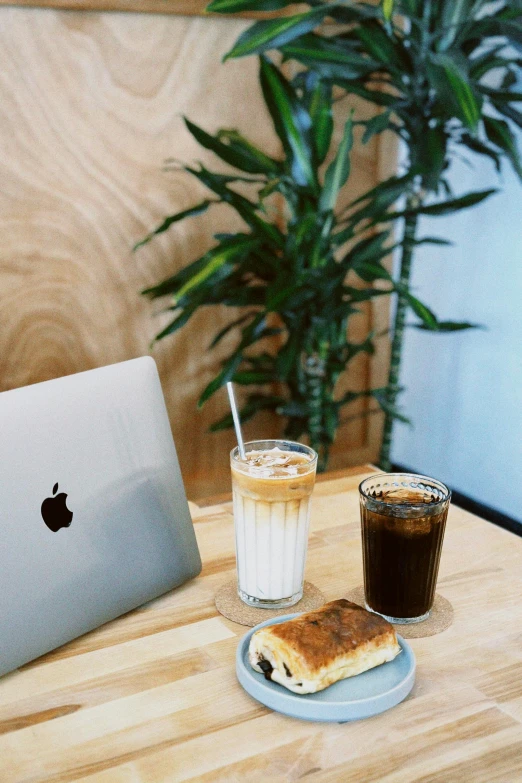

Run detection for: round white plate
[[236, 613, 415, 723]]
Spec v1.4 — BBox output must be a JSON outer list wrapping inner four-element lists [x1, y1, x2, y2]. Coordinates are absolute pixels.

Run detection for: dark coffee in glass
[[359, 474, 451, 623]]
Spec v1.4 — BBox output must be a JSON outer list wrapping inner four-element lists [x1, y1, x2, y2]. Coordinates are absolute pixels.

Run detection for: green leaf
[[243, 353, 276, 372], [133, 200, 215, 251], [427, 54, 482, 130], [462, 18, 522, 51], [208, 412, 235, 432], [224, 6, 335, 61], [319, 115, 353, 212], [207, 0, 294, 12], [414, 320, 481, 332], [481, 89, 522, 103], [437, 0, 472, 51], [349, 173, 413, 224], [382, 0, 394, 22], [470, 53, 512, 82], [484, 116, 522, 178], [343, 334, 376, 362], [413, 236, 454, 247], [372, 388, 411, 424], [184, 118, 279, 174], [258, 178, 282, 200], [333, 79, 398, 108], [222, 285, 266, 307], [209, 312, 257, 348], [238, 312, 272, 350], [460, 133, 501, 172], [306, 75, 334, 165], [343, 286, 392, 303], [143, 234, 241, 298], [404, 293, 438, 330], [175, 235, 260, 303], [352, 259, 392, 283], [423, 189, 498, 216], [185, 166, 261, 191], [352, 172, 413, 207], [331, 223, 355, 248], [390, 188, 497, 219], [338, 389, 364, 406], [152, 303, 199, 343], [185, 165, 258, 195], [345, 230, 391, 268], [354, 21, 406, 71], [501, 68, 521, 91], [398, 0, 422, 14], [362, 110, 392, 144], [329, 4, 380, 23], [217, 129, 282, 173], [186, 163, 284, 246], [281, 34, 378, 80], [259, 58, 315, 188], [266, 283, 315, 311], [232, 371, 275, 384], [199, 353, 243, 406], [494, 103, 522, 130]]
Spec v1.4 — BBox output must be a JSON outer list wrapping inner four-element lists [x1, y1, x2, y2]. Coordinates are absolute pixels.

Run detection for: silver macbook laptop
[[0, 356, 201, 677]]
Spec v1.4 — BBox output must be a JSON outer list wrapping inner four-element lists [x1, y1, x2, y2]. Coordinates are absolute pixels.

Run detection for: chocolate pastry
[[249, 599, 401, 694]]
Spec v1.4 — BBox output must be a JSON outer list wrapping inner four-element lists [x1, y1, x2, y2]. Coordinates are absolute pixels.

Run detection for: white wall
[[391, 139, 522, 523]]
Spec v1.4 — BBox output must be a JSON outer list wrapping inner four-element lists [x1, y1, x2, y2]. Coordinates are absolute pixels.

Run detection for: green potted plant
[[135, 60, 398, 470], [208, 0, 522, 469]]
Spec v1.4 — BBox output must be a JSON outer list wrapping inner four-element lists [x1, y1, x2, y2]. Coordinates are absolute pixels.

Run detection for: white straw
[[226, 382, 246, 461]]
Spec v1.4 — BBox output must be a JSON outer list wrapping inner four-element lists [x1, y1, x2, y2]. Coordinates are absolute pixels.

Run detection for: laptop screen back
[[0, 357, 201, 676]]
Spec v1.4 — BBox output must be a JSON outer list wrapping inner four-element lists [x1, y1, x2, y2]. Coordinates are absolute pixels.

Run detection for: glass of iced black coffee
[[359, 473, 451, 623]]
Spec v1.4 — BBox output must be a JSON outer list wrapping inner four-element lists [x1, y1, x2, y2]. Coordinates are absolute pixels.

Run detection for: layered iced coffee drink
[[231, 440, 317, 608]]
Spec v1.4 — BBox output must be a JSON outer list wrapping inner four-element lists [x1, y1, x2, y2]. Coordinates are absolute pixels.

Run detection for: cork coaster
[[345, 585, 454, 638], [215, 580, 326, 627]]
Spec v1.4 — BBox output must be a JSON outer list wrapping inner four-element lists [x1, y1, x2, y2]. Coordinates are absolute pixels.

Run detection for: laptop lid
[[0, 356, 201, 677]]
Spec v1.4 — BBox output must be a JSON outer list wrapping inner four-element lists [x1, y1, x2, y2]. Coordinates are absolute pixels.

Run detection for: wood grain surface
[[1, 466, 522, 782], [0, 0, 304, 17], [0, 7, 392, 498], [0, 0, 212, 14]]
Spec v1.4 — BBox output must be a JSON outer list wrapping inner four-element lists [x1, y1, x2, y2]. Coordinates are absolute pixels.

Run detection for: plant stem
[[378, 197, 420, 471], [303, 345, 329, 472]]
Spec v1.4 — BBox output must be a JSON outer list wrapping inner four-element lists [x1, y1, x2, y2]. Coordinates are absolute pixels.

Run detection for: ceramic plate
[[236, 613, 415, 723]]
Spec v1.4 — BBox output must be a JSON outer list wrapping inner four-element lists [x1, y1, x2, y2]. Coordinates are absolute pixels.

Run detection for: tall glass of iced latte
[[231, 440, 317, 609]]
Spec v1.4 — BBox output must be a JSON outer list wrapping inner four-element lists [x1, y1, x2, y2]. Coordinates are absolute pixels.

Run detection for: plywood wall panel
[[0, 6, 391, 497]]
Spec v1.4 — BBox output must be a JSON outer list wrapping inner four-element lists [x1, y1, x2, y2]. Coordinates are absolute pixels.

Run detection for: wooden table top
[[1, 465, 522, 783]]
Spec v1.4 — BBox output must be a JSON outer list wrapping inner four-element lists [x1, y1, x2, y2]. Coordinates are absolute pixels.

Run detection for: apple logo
[[41, 483, 73, 532]]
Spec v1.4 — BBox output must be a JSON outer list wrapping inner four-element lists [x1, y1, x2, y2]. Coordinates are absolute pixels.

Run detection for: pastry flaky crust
[[249, 599, 401, 694]]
